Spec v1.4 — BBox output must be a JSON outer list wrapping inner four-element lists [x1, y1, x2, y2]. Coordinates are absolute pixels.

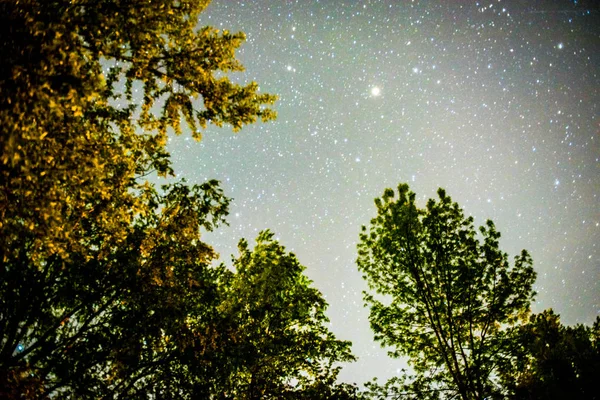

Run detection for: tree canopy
[[1, 173, 232, 396], [0, 0, 276, 264], [357, 184, 537, 400], [503, 309, 600, 400]]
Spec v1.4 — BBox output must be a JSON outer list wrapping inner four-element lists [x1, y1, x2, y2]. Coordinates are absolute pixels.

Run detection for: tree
[[0, 0, 276, 263], [1, 0, 277, 397], [213, 231, 360, 399], [503, 309, 600, 400], [357, 184, 537, 400]]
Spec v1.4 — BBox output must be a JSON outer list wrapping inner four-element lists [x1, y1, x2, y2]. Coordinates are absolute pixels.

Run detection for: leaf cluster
[[0, 180, 231, 398]]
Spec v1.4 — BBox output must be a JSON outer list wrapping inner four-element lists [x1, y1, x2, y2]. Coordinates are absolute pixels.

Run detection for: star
[[370, 86, 381, 96]]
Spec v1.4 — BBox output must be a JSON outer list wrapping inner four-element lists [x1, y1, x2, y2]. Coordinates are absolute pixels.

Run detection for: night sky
[[166, 0, 599, 385]]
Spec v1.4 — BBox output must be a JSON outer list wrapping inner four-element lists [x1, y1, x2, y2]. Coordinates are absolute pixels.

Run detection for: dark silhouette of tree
[[358, 184, 537, 400], [503, 309, 600, 400]]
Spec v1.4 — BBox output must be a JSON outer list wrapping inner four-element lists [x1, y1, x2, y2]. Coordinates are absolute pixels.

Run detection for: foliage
[[214, 230, 359, 399], [0, 0, 282, 397], [1, 180, 231, 398], [503, 309, 600, 400], [357, 184, 537, 400], [0, 0, 276, 263]]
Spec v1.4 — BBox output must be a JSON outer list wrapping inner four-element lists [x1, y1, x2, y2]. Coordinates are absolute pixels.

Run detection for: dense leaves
[[358, 184, 537, 400], [215, 231, 359, 399], [504, 310, 600, 400], [1, 180, 231, 398], [0, 0, 276, 263]]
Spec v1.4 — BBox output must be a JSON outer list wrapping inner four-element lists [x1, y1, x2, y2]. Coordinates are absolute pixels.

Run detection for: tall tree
[[214, 231, 360, 399], [1, 0, 276, 397], [357, 184, 537, 400]]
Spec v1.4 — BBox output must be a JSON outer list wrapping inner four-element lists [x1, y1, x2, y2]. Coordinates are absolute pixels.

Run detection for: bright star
[[371, 86, 381, 96]]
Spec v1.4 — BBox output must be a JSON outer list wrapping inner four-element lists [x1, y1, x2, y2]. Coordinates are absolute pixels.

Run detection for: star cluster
[[167, 0, 599, 384]]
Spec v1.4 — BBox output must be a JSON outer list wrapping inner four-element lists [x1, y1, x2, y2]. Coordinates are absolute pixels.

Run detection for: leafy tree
[[357, 184, 537, 400], [1, 0, 277, 397], [503, 309, 600, 400], [214, 231, 360, 399], [0, 0, 276, 263]]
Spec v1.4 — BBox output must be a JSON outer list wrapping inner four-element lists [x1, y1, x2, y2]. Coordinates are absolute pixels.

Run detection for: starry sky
[[166, 0, 599, 385]]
